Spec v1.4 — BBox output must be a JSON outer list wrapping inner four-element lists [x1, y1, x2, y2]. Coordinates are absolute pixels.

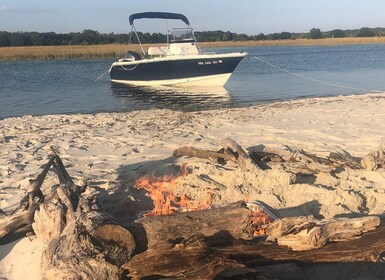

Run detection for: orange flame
[[252, 209, 275, 237], [135, 166, 274, 237], [135, 165, 212, 217]]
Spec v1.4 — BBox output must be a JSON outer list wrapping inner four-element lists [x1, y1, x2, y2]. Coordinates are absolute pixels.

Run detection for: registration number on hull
[[198, 60, 223, 65]]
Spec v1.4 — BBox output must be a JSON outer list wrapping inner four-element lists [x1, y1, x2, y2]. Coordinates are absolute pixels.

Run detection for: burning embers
[[135, 165, 211, 217], [135, 165, 276, 236], [247, 201, 277, 236]]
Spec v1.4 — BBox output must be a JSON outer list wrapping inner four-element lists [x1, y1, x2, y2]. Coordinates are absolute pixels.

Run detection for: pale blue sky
[[1, 0, 385, 34]]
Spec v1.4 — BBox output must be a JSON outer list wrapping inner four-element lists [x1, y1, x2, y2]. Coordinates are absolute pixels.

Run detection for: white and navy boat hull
[[109, 52, 247, 86]]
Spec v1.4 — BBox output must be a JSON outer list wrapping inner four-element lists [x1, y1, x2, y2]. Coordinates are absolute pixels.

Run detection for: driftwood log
[[361, 141, 385, 171], [3, 141, 385, 279], [220, 138, 257, 171], [259, 145, 362, 173], [173, 137, 257, 171], [129, 201, 255, 252], [123, 213, 383, 279], [0, 150, 136, 280], [123, 235, 246, 279], [172, 138, 368, 175], [0, 156, 54, 239], [214, 223, 385, 265], [123, 202, 381, 279], [173, 146, 236, 164], [124, 201, 255, 279], [264, 215, 380, 251]]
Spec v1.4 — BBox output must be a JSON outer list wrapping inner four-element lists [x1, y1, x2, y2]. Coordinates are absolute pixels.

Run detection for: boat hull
[[109, 53, 246, 86]]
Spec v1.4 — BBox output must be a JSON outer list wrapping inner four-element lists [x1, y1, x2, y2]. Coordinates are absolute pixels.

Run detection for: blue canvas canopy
[[129, 12, 190, 26]]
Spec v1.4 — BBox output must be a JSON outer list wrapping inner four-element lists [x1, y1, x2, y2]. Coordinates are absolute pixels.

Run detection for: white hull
[[111, 73, 232, 87]]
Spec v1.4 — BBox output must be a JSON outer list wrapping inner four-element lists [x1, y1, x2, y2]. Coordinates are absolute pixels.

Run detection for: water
[[1, 44, 385, 119]]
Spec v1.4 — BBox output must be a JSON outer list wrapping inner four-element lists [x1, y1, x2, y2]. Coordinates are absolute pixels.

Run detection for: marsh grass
[[1, 37, 385, 61], [0, 44, 137, 61], [199, 37, 385, 47]]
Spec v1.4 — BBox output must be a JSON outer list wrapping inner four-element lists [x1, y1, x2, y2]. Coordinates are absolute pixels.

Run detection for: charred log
[[124, 214, 383, 279], [128, 201, 255, 252], [123, 235, 246, 280]]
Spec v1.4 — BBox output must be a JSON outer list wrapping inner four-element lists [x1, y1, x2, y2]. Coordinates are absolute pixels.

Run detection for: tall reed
[[1, 37, 385, 61]]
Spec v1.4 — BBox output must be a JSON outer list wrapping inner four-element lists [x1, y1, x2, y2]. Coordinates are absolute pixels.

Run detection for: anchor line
[[95, 63, 140, 82], [250, 55, 383, 93], [94, 70, 109, 82]]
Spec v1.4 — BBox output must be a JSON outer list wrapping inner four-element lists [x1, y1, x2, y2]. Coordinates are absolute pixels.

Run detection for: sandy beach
[[1, 92, 385, 279]]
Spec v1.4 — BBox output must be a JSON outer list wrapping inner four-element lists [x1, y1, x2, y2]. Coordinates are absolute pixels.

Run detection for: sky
[[1, 0, 385, 35]]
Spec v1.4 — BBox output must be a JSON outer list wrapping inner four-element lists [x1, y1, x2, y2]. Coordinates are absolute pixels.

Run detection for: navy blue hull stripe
[[110, 56, 244, 81]]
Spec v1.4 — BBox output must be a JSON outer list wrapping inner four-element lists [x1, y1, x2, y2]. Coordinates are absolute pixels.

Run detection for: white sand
[[1, 92, 385, 279], [0, 237, 41, 280]]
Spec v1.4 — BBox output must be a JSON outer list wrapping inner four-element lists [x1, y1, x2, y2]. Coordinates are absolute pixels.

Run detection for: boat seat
[[148, 46, 168, 56]]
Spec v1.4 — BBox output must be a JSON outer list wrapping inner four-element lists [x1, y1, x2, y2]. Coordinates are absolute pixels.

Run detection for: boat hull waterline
[[110, 53, 247, 86]]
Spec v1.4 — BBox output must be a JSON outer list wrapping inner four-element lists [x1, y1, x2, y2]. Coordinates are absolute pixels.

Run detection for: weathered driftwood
[[361, 141, 385, 171], [361, 155, 378, 171], [268, 146, 336, 173], [328, 150, 362, 169], [173, 140, 364, 175], [129, 201, 255, 252], [173, 138, 257, 171], [123, 201, 254, 279], [38, 154, 136, 279], [264, 215, 380, 251], [4, 141, 385, 279], [173, 146, 236, 164], [0, 209, 6, 219], [124, 216, 384, 279], [41, 209, 136, 279], [173, 138, 373, 175], [174, 139, 385, 174], [259, 146, 362, 173], [220, 138, 257, 171], [123, 235, 246, 279], [0, 156, 54, 239], [1, 151, 136, 280], [213, 223, 385, 265]]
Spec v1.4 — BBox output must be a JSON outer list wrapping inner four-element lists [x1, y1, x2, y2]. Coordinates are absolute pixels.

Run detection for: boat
[[109, 12, 247, 87]]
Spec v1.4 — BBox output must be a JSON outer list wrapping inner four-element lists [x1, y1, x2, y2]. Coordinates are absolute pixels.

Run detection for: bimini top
[[129, 12, 190, 26]]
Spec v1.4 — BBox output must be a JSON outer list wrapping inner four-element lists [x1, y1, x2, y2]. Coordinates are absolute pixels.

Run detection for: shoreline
[[1, 37, 385, 61], [0, 89, 381, 121], [1, 91, 385, 279]]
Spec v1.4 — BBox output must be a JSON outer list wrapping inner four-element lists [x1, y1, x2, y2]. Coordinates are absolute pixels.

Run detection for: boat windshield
[[168, 28, 195, 43]]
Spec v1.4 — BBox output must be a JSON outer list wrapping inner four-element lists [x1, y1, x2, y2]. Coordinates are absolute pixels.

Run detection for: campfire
[[1, 139, 384, 279], [135, 165, 212, 217], [247, 201, 277, 236], [134, 164, 275, 236]]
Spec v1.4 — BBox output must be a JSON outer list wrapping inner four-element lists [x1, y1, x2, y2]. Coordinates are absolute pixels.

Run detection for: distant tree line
[[1, 27, 384, 47]]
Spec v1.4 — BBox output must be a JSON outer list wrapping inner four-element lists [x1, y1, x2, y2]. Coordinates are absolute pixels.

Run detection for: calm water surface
[[1, 44, 385, 119]]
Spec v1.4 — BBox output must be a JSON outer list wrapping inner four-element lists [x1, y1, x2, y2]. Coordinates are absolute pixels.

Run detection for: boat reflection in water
[[110, 83, 235, 112]]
